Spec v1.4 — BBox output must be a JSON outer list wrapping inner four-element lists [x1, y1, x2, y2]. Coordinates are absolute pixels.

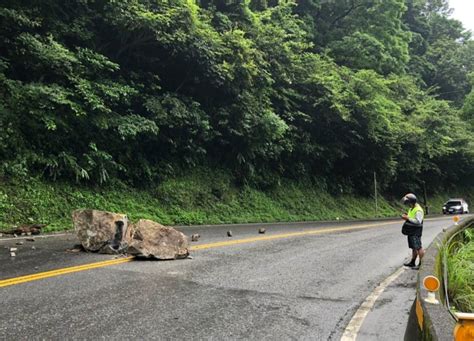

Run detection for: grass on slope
[[0, 171, 467, 233], [446, 228, 474, 313]]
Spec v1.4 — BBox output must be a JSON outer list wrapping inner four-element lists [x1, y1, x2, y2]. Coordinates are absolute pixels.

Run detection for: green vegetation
[[446, 228, 474, 313], [0, 1, 473, 228], [0, 173, 401, 232], [1, 171, 467, 232]]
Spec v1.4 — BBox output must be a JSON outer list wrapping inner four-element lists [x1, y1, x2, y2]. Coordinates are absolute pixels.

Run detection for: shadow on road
[[404, 299, 422, 341]]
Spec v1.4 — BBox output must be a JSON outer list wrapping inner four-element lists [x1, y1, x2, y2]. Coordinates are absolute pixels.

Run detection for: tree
[[0, 0, 472, 193]]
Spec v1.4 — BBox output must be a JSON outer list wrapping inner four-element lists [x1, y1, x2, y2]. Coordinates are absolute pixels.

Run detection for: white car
[[442, 198, 469, 214]]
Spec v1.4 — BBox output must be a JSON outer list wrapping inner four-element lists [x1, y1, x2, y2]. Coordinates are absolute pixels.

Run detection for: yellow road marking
[[0, 257, 133, 288], [1, 217, 449, 288], [189, 221, 399, 250]]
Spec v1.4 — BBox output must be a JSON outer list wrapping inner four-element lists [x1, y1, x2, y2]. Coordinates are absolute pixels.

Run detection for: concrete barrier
[[408, 216, 474, 340]]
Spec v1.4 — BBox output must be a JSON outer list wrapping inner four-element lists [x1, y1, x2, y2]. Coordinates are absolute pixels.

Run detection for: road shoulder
[[356, 268, 418, 340]]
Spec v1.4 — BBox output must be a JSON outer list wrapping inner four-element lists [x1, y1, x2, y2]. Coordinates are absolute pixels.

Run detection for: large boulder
[[72, 209, 130, 253], [128, 219, 189, 259]]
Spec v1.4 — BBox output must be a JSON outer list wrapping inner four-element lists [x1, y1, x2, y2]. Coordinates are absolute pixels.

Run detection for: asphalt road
[[0, 215, 462, 340]]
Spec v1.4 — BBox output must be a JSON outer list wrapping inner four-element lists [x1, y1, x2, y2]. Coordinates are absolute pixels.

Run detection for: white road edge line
[[340, 267, 406, 341]]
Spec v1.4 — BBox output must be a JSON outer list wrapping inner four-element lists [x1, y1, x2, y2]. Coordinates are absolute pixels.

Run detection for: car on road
[[442, 198, 469, 214]]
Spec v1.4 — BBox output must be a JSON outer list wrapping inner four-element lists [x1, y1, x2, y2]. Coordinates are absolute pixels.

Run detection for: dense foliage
[[447, 228, 474, 313], [2, 171, 462, 231], [1, 0, 473, 195]]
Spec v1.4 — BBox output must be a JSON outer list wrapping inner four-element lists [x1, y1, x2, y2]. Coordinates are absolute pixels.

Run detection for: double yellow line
[[190, 221, 399, 250], [1, 220, 400, 288], [0, 257, 134, 288]]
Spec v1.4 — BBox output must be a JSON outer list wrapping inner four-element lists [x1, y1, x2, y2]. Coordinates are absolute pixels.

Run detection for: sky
[[449, 0, 474, 33]]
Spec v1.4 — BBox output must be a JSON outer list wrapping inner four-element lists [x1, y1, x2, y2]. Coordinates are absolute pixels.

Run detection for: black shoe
[[404, 261, 416, 268]]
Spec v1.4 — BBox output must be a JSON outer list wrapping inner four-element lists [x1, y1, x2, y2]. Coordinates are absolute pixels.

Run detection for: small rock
[[0, 233, 3, 238], [26, 238, 35, 242], [13, 234, 18, 238], [9, 247, 18, 252], [65, 244, 84, 253], [30, 228, 41, 235], [10, 252, 16, 257], [21, 233, 26, 236], [258, 228, 266, 234], [191, 233, 200, 242], [34, 266, 39, 270], [26, 232, 32, 236], [31, 246, 36, 250], [227, 230, 233, 237], [16, 241, 24, 245], [187, 255, 194, 259]]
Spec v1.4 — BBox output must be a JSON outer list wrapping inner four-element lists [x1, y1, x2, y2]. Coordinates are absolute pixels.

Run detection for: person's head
[[402, 193, 417, 208]]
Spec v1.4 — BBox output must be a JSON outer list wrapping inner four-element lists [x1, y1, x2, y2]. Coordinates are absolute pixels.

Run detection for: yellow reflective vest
[[407, 203, 424, 222]]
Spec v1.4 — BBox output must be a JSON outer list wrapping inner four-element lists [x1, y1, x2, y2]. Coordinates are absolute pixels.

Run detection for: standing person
[[401, 193, 425, 269]]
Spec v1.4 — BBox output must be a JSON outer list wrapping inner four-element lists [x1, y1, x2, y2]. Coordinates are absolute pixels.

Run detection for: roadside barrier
[[411, 216, 474, 340]]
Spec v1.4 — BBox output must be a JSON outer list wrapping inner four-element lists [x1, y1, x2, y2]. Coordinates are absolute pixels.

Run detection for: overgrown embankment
[[446, 228, 474, 313], [1, 172, 467, 233]]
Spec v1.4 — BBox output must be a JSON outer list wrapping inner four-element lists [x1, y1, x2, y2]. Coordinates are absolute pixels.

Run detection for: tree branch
[[329, 0, 365, 29], [116, 31, 155, 59]]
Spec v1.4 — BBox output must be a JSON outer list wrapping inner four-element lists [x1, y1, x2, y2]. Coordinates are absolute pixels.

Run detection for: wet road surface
[[0, 216, 462, 340]]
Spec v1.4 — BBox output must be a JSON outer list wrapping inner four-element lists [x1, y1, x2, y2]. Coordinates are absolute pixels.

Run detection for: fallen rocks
[[10, 224, 46, 235], [16, 241, 24, 245], [72, 210, 189, 260], [191, 233, 200, 242], [72, 209, 130, 253], [227, 230, 233, 237], [127, 219, 189, 260], [66, 244, 84, 253], [258, 228, 266, 234]]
